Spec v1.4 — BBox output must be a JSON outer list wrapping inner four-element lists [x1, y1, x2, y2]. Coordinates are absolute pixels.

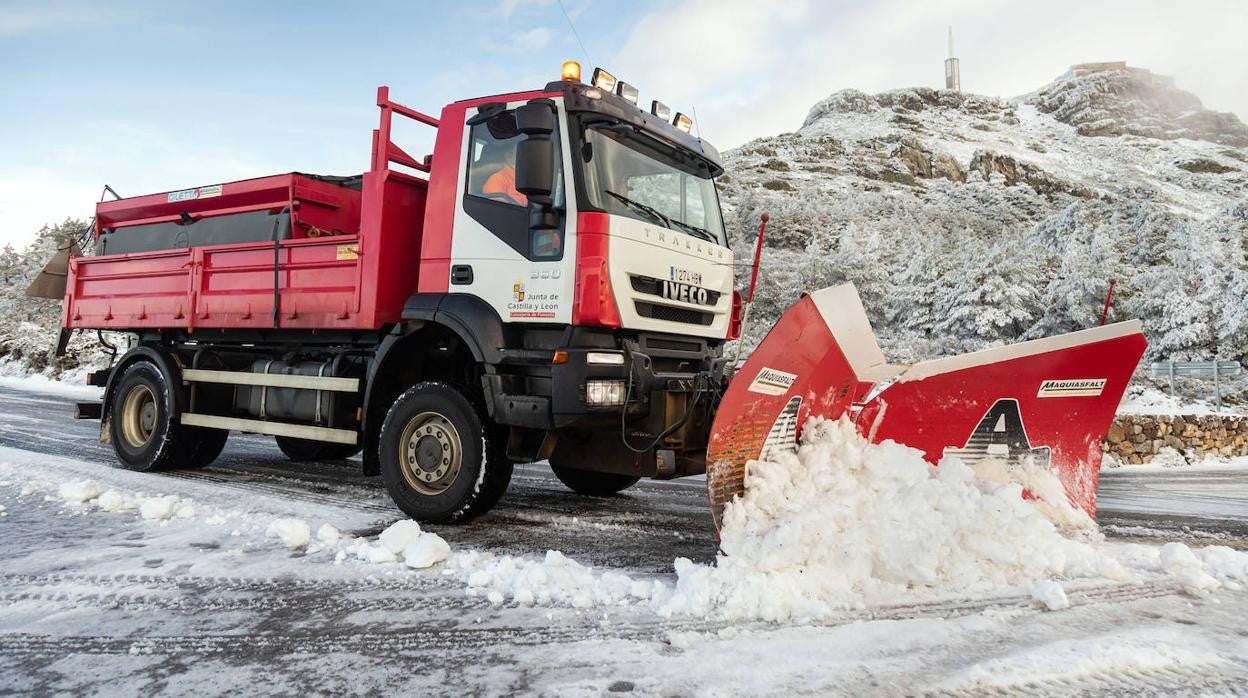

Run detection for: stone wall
[[1105, 415, 1248, 463]]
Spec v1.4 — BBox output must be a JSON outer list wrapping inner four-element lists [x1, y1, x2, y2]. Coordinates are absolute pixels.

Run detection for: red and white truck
[[56, 63, 1148, 528], [62, 64, 738, 522]]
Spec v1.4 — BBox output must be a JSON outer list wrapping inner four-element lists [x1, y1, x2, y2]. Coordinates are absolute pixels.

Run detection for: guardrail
[[1148, 360, 1242, 411]]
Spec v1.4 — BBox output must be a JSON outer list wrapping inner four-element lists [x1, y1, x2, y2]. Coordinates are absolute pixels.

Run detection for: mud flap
[[707, 283, 1147, 530]]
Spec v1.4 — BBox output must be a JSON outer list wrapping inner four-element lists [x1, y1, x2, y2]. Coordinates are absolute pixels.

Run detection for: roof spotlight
[[673, 112, 693, 133], [615, 81, 639, 105], [650, 100, 671, 121], [590, 68, 617, 93]]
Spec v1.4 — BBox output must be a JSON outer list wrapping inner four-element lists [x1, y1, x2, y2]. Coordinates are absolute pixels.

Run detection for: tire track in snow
[[923, 660, 1248, 697]]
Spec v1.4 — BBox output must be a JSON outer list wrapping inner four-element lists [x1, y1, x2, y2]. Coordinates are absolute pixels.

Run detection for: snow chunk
[[316, 523, 344, 545], [1030, 580, 1069, 610], [59, 480, 101, 504], [266, 518, 312, 550], [402, 533, 451, 569], [140, 495, 189, 521], [378, 519, 423, 553], [452, 549, 642, 608], [362, 543, 398, 564], [97, 490, 136, 512], [1159, 542, 1221, 594]]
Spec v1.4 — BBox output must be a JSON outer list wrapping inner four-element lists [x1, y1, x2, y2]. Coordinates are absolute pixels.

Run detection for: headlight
[[586, 351, 625, 366], [585, 380, 627, 406]]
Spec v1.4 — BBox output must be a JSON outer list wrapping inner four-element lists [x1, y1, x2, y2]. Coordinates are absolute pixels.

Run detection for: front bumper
[[483, 330, 725, 476]]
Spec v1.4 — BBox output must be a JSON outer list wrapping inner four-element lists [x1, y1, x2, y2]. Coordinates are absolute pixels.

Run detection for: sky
[[2, 0, 1246, 248]]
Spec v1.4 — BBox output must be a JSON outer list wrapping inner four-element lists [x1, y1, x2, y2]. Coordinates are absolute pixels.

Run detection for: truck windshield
[[579, 126, 726, 246]]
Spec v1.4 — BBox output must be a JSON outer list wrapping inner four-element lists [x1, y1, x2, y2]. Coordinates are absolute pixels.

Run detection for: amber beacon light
[[561, 60, 582, 81]]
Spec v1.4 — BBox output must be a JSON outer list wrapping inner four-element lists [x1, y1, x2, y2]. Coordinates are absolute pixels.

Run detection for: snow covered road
[[1, 383, 1246, 695]]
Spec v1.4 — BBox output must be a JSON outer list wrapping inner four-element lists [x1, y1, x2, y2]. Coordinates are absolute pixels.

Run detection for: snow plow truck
[[45, 62, 1147, 527]]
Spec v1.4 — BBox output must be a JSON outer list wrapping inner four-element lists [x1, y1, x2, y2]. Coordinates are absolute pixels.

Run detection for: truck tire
[[379, 382, 511, 523], [550, 464, 640, 496], [109, 361, 194, 472], [275, 436, 363, 462], [177, 427, 229, 469]]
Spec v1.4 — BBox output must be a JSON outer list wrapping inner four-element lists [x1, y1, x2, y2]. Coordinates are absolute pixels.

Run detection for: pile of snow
[[58, 480, 102, 504], [266, 518, 312, 550], [54, 479, 192, 520], [1117, 386, 1240, 417], [655, 418, 1248, 621], [139, 495, 193, 521], [452, 549, 657, 608], [337, 520, 451, 569]]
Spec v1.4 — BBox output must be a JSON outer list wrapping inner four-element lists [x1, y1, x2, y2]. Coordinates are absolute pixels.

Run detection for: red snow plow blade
[[707, 284, 1148, 530]]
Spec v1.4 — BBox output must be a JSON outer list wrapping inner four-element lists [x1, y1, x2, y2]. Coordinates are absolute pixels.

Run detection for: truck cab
[[416, 64, 738, 487]]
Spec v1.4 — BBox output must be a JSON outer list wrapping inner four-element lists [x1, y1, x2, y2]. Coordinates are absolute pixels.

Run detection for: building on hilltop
[[944, 27, 961, 92]]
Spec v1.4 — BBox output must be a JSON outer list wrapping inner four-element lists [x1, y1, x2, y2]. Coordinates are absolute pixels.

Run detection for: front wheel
[[379, 382, 511, 523], [550, 463, 640, 496]]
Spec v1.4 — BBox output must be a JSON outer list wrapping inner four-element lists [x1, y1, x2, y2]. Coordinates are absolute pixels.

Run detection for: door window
[[462, 109, 565, 260]]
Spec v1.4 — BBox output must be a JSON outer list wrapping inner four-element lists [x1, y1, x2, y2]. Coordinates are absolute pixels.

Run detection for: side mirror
[[514, 101, 557, 199]]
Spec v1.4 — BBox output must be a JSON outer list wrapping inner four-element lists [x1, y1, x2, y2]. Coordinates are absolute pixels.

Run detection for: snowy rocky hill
[[718, 63, 1248, 366]]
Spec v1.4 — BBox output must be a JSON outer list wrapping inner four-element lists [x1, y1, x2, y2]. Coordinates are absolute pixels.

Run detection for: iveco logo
[[662, 280, 712, 306]]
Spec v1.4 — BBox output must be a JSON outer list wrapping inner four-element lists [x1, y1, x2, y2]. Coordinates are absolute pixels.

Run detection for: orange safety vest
[[483, 167, 528, 206]]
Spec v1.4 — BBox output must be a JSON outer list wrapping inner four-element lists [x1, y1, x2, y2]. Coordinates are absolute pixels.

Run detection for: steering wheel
[[483, 192, 522, 206]]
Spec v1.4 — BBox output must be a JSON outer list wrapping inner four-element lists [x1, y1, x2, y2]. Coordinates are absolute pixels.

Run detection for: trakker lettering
[[1037, 379, 1107, 398]]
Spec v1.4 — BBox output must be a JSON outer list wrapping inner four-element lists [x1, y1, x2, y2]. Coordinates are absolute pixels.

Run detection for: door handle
[[451, 265, 474, 285]]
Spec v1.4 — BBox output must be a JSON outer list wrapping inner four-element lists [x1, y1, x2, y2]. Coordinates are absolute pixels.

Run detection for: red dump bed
[[64, 88, 437, 334]]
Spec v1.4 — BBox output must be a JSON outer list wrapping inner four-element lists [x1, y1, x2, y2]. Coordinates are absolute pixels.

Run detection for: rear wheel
[[550, 462, 640, 496], [275, 436, 362, 462], [177, 427, 229, 469], [379, 382, 511, 523], [109, 361, 191, 472]]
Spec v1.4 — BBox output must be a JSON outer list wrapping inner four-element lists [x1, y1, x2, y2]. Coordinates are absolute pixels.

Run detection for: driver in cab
[[483, 146, 528, 207]]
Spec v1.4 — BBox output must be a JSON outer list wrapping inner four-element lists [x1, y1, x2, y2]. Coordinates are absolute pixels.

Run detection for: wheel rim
[[119, 384, 158, 449], [398, 411, 463, 495]]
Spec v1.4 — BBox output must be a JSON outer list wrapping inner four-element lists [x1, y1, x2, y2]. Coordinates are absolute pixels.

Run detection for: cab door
[[449, 100, 575, 326]]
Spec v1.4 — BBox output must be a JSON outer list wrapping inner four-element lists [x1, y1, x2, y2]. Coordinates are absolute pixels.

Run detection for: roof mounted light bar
[[564, 63, 697, 135]]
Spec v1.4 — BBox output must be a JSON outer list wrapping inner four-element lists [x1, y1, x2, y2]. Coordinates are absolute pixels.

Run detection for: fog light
[[585, 380, 627, 406], [587, 351, 625, 366]]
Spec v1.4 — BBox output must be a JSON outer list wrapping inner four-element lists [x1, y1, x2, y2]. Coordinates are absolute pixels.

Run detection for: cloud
[[510, 26, 554, 51], [610, 0, 1248, 149], [498, 0, 554, 20], [0, 4, 114, 36]]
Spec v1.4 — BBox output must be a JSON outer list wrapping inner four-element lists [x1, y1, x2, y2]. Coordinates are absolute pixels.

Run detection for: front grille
[[635, 301, 714, 326], [629, 275, 721, 305]]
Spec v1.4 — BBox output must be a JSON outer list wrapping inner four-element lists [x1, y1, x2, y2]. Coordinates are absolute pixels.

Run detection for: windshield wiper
[[603, 190, 672, 229], [667, 218, 718, 244]]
